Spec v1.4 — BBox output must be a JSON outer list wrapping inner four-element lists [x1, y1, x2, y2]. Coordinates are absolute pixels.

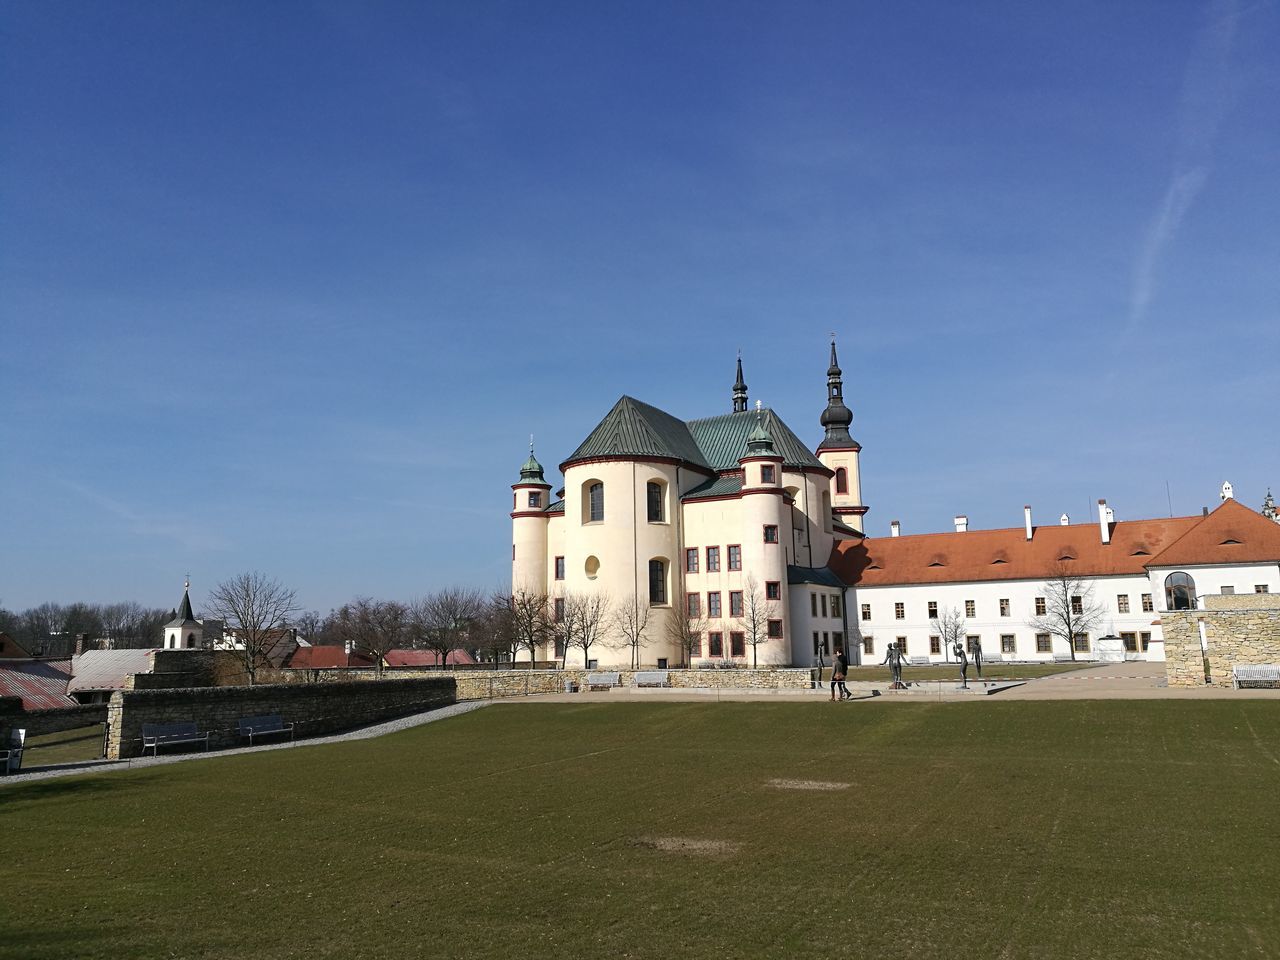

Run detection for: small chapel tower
[[511, 440, 553, 599], [163, 578, 203, 649], [815, 338, 868, 532]]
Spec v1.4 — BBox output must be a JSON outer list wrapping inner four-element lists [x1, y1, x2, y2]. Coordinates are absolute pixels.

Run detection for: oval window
[[585, 556, 600, 579]]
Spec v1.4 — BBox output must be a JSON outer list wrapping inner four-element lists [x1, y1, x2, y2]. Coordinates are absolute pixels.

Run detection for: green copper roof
[[681, 474, 743, 501], [519, 452, 546, 482], [563, 396, 712, 470], [688, 409, 824, 470]]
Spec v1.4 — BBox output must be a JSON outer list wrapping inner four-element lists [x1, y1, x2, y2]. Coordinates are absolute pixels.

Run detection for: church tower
[[511, 441, 552, 599], [815, 338, 868, 533], [732, 355, 748, 412], [163, 579, 203, 649]]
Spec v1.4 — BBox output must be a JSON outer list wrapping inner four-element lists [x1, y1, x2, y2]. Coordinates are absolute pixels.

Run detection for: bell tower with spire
[[511, 438, 553, 602], [815, 337, 867, 533], [732, 353, 748, 412], [163, 577, 204, 649]]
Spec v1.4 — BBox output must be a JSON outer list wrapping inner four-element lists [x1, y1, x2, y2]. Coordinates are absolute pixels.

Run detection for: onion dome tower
[[511, 438, 552, 599], [815, 337, 867, 532]]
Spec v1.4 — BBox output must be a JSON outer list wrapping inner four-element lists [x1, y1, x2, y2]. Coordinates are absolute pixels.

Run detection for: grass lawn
[[21, 726, 105, 766], [840, 661, 1097, 682], [3, 701, 1278, 959]]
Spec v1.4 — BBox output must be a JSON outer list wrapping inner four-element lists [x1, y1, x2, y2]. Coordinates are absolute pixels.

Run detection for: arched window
[[646, 481, 664, 523], [186, 633, 196, 648], [835, 468, 848, 494], [649, 559, 667, 605], [582, 481, 604, 523], [1165, 572, 1197, 610]]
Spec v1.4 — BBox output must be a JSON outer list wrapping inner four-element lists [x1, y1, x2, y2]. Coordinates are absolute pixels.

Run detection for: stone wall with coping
[[105, 676, 455, 759], [253, 667, 813, 699], [1163, 594, 1280, 687], [0, 700, 107, 737]]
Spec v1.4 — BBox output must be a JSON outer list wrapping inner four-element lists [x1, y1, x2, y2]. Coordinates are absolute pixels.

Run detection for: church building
[[511, 344, 1280, 670]]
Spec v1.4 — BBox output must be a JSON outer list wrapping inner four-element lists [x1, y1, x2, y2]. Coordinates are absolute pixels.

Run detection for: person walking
[[834, 647, 851, 700]]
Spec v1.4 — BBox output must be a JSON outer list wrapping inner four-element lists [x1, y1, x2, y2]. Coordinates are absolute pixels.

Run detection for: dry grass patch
[[767, 778, 851, 791], [636, 836, 741, 856]]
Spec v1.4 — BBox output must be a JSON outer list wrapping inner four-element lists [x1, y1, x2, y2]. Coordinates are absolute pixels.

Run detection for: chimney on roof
[[1060, 513, 1070, 526], [890, 520, 901, 538], [1098, 499, 1111, 545], [1024, 505, 1033, 541], [954, 515, 968, 533], [1203, 506, 1209, 517], [74, 635, 84, 657]]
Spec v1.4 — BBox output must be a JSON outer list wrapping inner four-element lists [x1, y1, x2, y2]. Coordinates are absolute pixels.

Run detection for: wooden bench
[[1233, 664, 1280, 689], [585, 671, 621, 691], [907, 657, 930, 666], [237, 714, 295, 746], [633, 670, 670, 687], [141, 722, 209, 757], [1, 728, 25, 774]]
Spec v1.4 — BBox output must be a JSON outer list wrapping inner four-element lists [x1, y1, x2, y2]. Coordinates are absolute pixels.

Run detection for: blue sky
[[2, 1, 1277, 615]]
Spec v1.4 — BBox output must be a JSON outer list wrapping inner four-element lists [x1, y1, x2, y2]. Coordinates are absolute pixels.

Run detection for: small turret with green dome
[[745, 402, 777, 455]]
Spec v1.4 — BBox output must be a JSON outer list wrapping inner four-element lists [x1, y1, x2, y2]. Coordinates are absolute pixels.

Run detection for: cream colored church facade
[[511, 345, 1280, 670]]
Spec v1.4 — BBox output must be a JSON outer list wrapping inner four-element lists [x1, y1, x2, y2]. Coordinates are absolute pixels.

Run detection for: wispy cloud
[[1128, 0, 1246, 330], [50, 476, 229, 553]]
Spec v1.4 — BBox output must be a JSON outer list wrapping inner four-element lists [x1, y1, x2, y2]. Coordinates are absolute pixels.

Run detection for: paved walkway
[[1, 700, 490, 786]]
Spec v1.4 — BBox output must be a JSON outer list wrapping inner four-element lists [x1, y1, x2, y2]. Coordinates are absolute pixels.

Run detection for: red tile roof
[[831, 515, 1202, 587], [0, 659, 77, 710], [1146, 499, 1280, 567], [285, 646, 373, 669], [382, 649, 477, 667]]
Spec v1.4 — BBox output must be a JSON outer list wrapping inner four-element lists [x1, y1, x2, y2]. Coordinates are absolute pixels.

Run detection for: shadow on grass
[[0, 921, 139, 960], [0, 770, 159, 808]]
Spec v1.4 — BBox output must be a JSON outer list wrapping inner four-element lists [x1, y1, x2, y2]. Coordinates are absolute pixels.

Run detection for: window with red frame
[[706, 546, 720, 572], [727, 545, 742, 570], [708, 632, 724, 657], [730, 631, 745, 657], [686, 593, 700, 617], [685, 548, 698, 573], [767, 619, 783, 638], [765, 581, 780, 600], [729, 591, 743, 617], [763, 524, 778, 543]]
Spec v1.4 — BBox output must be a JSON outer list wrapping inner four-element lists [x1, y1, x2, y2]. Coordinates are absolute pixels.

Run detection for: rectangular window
[[896, 635, 908, 655], [763, 524, 779, 543], [765, 581, 781, 600], [863, 635, 874, 655], [730, 631, 746, 657], [811, 594, 819, 617], [554, 636, 565, 659], [730, 591, 743, 617], [927, 600, 937, 619], [649, 559, 667, 605], [812, 631, 820, 656], [965, 600, 976, 618], [831, 595, 842, 618], [1036, 633, 1051, 653], [554, 556, 565, 580], [689, 633, 702, 659], [709, 632, 723, 657], [554, 598, 565, 623], [707, 546, 720, 572], [761, 465, 775, 484], [767, 619, 783, 639], [1257, 585, 1270, 594], [1035, 597, 1047, 616], [1140, 631, 1151, 652], [647, 482, 664, 523], [894, 602, 905, 620], [999, 599, 1010, 617], [528, 492, 541, 509], [966, 635, 979, 654], [929, 635, 941, 655], [708, 592, 721, 618], [1117, 594, 1130, 613], [821, 595, 828, 618], [1220, 586, 1235, 595], [685, 548, 699, 573], [1073, 633, 1090, 653], [1001, 634, 1016, 654], [686, 593, 700, 617], [1141, 593, 1154, 611], [727, 545, 742, 570], [1120, 632, 1137, 652], [1070, 595, 1083, 615], [861, 603, 871, 621]]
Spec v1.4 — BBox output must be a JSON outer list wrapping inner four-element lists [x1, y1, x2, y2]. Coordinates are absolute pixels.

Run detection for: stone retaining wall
[[105, 676, 455, 759], [1163, 594, 1280, 687], [0, 701, 107, 737]]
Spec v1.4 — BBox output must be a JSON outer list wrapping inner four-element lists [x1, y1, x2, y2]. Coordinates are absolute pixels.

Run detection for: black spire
[[732, 354, 748, 412], [818, 337, 855, 448]]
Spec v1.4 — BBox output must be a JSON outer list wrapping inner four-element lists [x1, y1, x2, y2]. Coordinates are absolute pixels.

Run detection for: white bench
[[634, 671, 670, 687], [1052, 654, 1076, 663], [1233, 664, 1280, 689], [908, 657, 930, 666], [585, 672, 621, 691], [977, 652, 1003, 663]]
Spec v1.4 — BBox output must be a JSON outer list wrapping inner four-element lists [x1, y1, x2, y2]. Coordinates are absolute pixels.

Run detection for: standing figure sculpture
[[972, 636, 984, 680], [953, 640, 969, 688], [882, 641, 907, 689]]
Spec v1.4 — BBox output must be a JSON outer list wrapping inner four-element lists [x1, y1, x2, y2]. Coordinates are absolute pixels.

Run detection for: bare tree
[[473, 593, 517, 668], [292, 610, 323, 643], [931, 605, 967, 663], [738, 576, 778, 668], [609, 591, 652, 669], [506, 589, 550, 669], [333, 598, 410, 677], [665, 605, 708, 667], [562, 591, 610, 669], [414, 586, 486, 668], [1030, 563, 1106, 661], [205, 572, 299, 684]]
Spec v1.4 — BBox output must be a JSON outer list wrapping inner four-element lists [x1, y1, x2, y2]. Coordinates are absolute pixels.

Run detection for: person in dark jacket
[[833, 648, 851, 700]]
